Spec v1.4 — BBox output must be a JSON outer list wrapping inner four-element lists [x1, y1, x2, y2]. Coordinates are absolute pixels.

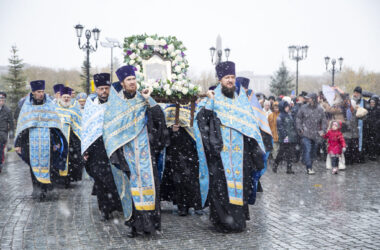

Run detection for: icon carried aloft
[[123, 34, 202, 126]]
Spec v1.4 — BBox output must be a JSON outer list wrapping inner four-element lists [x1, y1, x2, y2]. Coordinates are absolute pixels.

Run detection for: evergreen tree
[[2, 46, 28, 112], [80, 58, 92, 93], [269, 62, 295, 96]]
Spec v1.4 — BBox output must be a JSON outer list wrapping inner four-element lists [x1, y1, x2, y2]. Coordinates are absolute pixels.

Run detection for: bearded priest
[[56, 86, 83, 187], [193, 61, 266, 233], [103, 65, 169, 238]]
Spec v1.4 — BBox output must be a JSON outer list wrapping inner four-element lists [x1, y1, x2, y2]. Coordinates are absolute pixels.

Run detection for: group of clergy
[[14, 61, 272, 238]]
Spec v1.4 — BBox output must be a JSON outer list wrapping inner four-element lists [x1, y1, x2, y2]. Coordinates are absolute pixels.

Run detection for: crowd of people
[[263, 86, 379, 174], [0, 60, 378, 239]]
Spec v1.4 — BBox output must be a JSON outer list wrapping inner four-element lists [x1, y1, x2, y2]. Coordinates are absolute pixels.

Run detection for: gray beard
[[59, 100, 71, 108]]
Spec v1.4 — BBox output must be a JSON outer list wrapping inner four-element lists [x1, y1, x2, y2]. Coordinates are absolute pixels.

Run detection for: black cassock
[[161, 127, 202, 211], [84, 137, 122, 218], [15, 128, 67, 195], [110, 104, 169, 234], [196, 108, 264, 233], [66, 130, 83, 182]]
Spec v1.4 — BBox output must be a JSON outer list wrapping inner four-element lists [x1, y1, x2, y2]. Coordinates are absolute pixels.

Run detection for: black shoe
[[272, 163, 278, 173], [39, 192, 47, 202], [286, 165, 295, 174], [100, 212, 110, 221], [286, 169, 295, 174], [127, 227, 137, 238], [178, 207, 189, 216]]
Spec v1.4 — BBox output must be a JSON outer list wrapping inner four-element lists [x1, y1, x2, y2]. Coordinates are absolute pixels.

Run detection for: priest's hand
[[83, 153, 89, 161], [207, 90, 215, 100], [142, 88, 152, 100], [15, 147, 21, 154], [172, 124, 180, 132]]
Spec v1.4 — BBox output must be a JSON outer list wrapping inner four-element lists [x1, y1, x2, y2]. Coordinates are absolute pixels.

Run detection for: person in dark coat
[[161, 124, 202, 216], [296, 93, 327, 175], [82, 73, 122, 221], [0, 92, 14, 173], [367, 95, 380, 161], [273, 100, 298, 174], [352, 86, 369, 163]]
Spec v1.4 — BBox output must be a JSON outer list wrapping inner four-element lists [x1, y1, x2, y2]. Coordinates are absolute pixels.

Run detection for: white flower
[[152, 81, 160, 88], [159, 39, 167, 46], [166, 89, 172, 96], [135, 65, 141, 71], [175, 65, 182, 73], [148, 86, 154, 93], [189, 83, 194, 89], [163, 84, 170, 90], [153, 39, 160, 46], [198, 86, 203, 92], [130, 53, 137, 60], [130, 43, 136, 49], [180, 44, 185, 49], [136, 83, 140, 89], [182, 87, 189, 95], [138, 42, 144, 49], [177, 74, 183, 80], [129, 59, 135, 65], [171, 74, 177, 80], [175, 49, 181, 55], [161, 49, 167, 54], [171, 60, 177, 67], [136, 56, 142, 62], [175, 55, 183, 62], [170, 52, 177, 58], [180, 62, 185, 68], [167, 44, 175, 53], [146, 37, 154, 46]]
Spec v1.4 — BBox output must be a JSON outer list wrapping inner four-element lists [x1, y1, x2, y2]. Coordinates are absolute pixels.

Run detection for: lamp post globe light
[[209, 35, 231, 66], [324, 56, 343, 86], [74, 24, 101, 94], [288, 45, 309, 96], [101, 37, 122, 83]]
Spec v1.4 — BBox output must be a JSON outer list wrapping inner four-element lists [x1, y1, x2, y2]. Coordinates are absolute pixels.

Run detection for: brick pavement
[[1, 152, 380, 249]]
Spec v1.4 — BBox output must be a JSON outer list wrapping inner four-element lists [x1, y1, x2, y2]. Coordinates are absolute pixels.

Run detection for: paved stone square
[[1, 152, 380, 249]]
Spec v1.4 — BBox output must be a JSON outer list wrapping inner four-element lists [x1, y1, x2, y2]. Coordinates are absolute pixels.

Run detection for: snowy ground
[[1, 152, 380, 249]]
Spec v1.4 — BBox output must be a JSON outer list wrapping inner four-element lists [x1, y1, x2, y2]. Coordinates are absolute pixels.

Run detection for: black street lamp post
[[288, 45, 309, 96], [209, 47, 231, 65], [324, 56, 343, 86], [74, 24, 100, 94]]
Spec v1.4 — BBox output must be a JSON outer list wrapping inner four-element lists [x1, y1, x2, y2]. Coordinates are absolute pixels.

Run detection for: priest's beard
[[221, 85, 236, 99], [59, 99, 71, 108]]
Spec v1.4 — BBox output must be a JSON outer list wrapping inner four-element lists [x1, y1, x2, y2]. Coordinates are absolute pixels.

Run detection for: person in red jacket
[[323, 121, 346, 174]]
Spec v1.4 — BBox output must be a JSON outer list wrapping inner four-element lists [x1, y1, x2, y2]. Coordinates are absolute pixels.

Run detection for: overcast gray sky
[[1, 0, 379, 76]]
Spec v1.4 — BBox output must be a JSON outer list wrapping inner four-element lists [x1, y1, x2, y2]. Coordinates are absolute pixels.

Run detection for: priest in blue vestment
[[14, 80, 68, 200], [55, 86, 83, 187], [82, 73, 122, 221], [194, 62, 266, 233], [103, 65, 169, 238]]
